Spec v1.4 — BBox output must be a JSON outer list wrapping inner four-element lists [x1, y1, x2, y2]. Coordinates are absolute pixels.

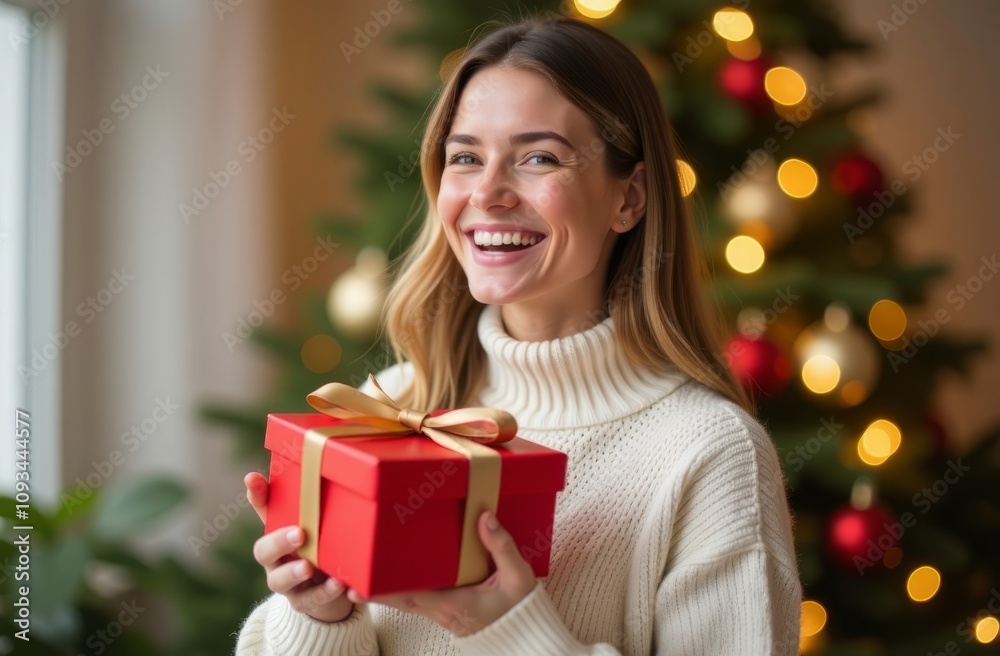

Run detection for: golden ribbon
[[299, 374, 517, 587]]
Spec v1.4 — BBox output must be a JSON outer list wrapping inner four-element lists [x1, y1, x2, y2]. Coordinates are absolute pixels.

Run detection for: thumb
[[478, 512, 533, 584], [244, 472, 268, 525]]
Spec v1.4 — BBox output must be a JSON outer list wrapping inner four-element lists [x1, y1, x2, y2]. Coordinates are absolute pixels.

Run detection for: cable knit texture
[[235, 304, 802, 655]]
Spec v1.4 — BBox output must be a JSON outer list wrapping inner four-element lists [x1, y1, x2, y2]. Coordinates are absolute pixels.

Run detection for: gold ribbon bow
[[299, 374, 517, 587]]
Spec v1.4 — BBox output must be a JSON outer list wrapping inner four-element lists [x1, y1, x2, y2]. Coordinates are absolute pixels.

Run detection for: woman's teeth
[[472, 230, 541, 248]]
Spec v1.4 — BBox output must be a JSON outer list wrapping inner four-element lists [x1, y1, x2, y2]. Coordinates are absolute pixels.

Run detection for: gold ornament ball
[[721, 157, 798, 248], [327, 247, 388, 338], [794, 305, 881, 407]]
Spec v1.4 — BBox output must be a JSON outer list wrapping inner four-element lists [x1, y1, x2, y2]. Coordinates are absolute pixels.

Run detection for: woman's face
[[437, 65, 641, 336]]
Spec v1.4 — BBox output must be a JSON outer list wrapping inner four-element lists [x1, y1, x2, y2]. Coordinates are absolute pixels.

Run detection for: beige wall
[[841, 0, 1000, 451]]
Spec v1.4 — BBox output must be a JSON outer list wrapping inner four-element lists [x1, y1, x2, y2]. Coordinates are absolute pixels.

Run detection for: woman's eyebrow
[[443, 131, 575, 149]]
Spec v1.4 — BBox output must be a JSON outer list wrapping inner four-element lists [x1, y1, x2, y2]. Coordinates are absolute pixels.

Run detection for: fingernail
[[486, 512, 499, 532], [326, 579, 341, 594], [286, 527, 303, 545], [295, 561, 309, 577]]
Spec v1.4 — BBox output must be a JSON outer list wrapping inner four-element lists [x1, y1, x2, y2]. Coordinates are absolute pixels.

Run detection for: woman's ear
[[613, 162, 647, 233]]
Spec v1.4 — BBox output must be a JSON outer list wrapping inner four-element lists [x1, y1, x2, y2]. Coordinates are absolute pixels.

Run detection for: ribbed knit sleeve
[[235, 594, 379, 656], [653, 407, 802, 655]]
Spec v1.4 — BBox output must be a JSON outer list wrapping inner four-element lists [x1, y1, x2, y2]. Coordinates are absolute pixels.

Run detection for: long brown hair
[[381, 16, 750, 413]]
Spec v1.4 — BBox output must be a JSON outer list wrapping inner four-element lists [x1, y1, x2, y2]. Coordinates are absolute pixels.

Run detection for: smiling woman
[[237, 15, 800, 656]]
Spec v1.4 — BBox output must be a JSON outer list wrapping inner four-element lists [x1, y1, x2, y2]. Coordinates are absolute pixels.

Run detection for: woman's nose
[[469, 163, 518, 211]]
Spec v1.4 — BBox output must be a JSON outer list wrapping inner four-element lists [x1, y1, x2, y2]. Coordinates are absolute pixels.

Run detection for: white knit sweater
[[236, 304, 802, 655]]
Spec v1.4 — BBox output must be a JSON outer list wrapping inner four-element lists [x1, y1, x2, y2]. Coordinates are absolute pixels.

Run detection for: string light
[[801, 355, 840, 394], [573, 0, 622, 19], [712, 8, 754, 42], [869, 299, 907, 341], [676, 159, 697, 196], [777, 158, 818, 198], [800, 600, 827, 637], [857, 419, 902, 466], [906, 565, 941, 602], [725, 235, 765, 273], [764, 66, 808, 105], [976, 617, 999, 644]]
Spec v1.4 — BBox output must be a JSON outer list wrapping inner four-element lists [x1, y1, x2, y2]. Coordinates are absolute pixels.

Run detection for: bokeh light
[[300, 334, 342, 373], [976, 617, 999, 644], [764, 66, 808, 105], [869, 299, 907, 341], [777, 158, 818, 198], [726, 35, 762, 60], [725, 235, 765, 273], [676, 159, 697, 196], [801, 355, 840, 394], [800, 600, 827, 637], [573, 0, 622, 19], [712, 8, 755, 42], [857, 419, 902, 466], [906, 565, 941, 602]]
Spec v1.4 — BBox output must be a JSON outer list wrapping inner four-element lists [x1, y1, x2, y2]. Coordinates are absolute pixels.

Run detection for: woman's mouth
[[469, 229, 546, 252]]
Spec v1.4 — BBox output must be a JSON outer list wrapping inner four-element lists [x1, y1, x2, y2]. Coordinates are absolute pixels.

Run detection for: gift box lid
[[266, 413, 567, 501]]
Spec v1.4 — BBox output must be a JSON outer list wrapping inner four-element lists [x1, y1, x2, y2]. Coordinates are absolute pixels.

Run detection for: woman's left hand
[[347, 511, 536, 636]]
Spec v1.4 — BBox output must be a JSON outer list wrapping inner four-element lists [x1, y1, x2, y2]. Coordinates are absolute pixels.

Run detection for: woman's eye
[[525, 153, 558, 166], [446, 152, 478, 166]]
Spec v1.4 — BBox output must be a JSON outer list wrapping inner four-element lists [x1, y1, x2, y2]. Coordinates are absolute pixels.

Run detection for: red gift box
[[264, 412, 567, 597]]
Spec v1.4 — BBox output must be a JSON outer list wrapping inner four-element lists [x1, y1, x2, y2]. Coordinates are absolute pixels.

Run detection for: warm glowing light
[[764, 66, 808, 105], [840, 381, 868, 407], [777, 158, 818, 198], [300, 334, 342, 374], [712, 8, 754, 42], [676, 159, 697, 196], [725, 235, 765, 273], [802, 355, 840, 394], [869, 299, 907, 341], [573, 0, 622, 19], [906, 566, 941, 602], [857, 419, 903, 466], [976, 617, 1000, 644], [726, 35, 762, 60], [800, 601, 827, 637]]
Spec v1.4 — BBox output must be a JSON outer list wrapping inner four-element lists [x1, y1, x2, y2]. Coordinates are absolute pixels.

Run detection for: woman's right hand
[[245, 472, 355, 623]]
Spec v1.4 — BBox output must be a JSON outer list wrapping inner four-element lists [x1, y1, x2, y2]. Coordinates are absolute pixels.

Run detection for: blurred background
[[1, 0, 998, 654]]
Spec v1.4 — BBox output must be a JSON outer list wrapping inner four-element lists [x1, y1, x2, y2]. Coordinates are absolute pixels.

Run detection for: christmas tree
[[200, 0, 1000, 653]]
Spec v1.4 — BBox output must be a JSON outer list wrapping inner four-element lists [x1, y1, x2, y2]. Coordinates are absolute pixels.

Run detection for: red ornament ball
[[717, 57, 772, 112], [726, 335, 793, 398], [826, 503, 899, 573], [831, 151, 885, 199]]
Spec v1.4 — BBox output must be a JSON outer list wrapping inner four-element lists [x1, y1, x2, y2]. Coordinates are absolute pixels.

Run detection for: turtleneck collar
[[476, 304, 689, 430]]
